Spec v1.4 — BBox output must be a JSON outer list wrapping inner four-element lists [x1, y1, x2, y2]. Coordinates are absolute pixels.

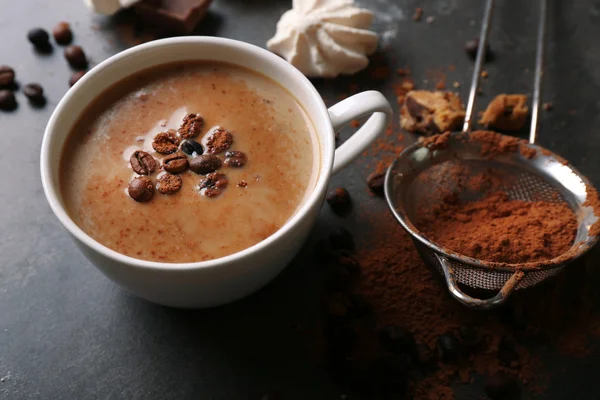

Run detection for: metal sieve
[[384, 0, 600, 309]]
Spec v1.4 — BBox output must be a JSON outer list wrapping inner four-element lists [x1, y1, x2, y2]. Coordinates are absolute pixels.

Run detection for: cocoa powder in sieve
[[415, 191, 578, 264]]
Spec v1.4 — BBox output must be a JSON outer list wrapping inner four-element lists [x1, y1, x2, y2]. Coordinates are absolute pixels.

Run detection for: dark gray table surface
[[2, 1, 600, 399]]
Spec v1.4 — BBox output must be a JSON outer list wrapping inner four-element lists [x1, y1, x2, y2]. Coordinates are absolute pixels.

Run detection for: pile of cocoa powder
[[416, 191, 577, 264], [317, 90, 600, 398]]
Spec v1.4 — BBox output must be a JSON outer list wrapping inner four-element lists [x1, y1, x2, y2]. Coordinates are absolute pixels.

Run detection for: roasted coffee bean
[[484, 372, 521, 400], [205, 127, 233, 153], [128, 177, 154, 202], [0, 66, 15, 87], [64, 45, 88, 69], [326, 187, 351, 211], [180, 138, 204, 156], [436, 334, 461, 363], [52, 21, 73, 45], [189, 154, 222, 174], [0, 90, 17, 111], [465, 38, 491, 61], [152, 130, 180, 154], [162, 151, 189, 174], [27, 28, 50, 48], [379, 326, 416, 355], [329, 227, 355, 251], [157, 173, 182, 195], [198, 172, 228, 197], [130, 150, 156, 175], [23, 83, 45, 104], [367, 171, 385, 195], [69, 70, 86, 87], [179, 113, 204, 139], [223, 150, 247, 167]]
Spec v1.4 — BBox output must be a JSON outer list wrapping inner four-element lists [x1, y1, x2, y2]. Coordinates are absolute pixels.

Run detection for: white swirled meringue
[[267, 0, 379, 78]]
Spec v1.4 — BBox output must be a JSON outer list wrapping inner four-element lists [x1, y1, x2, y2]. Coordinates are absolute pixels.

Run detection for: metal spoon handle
[[463, 0, 495, 133], [529, 0, 547, 144]]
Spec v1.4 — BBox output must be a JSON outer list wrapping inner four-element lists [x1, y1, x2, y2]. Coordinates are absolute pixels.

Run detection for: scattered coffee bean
[[189, 154, 222, 174], [326, 187, 351, 210], [180, 138, 204, 156], [237, 180, 248, 188], [0, 90, 17, 111], [27, 28, 51, 48], [329, 227, 355, 251], [198, 172, 228, 197], [152, 130, 180, 154], [157, 173, 183, 194], [179, 113, 204, 139], [436, 334, 461, 363], [223, 150, 247, 167], [69, 70, 86, 87], [484, 372, 521, 400], [0, 66, 15, 87], [129, 150, 156, 175], [22, 83, 45, 104], [52, 21, 73, 45], [128, 177, 154, 202], [543, 102, 553, 111], [367, 171, 385, 196], [379, 326, 416, 355], [205, 127, 233, 153], [64, 45, 88, 69], [465, 38, 491, 60], [162, 151, 189, 174]]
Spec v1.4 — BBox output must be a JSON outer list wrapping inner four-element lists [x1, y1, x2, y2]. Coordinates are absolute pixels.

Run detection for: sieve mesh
[[386, 135, 598, 298]]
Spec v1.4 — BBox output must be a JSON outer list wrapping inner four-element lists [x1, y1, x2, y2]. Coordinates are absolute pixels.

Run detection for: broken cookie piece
[[479, 94, 529, 131], [400, 90, 466, 135]]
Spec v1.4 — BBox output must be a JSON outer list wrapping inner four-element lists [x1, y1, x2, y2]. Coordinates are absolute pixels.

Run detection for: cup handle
[[436, 254, 525, 310], [328, 91, 393, 175]]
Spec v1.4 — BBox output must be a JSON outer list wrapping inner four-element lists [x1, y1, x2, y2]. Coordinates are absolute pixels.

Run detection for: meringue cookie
[[267, 0, 379, 78], [83, 0, 140, 15]]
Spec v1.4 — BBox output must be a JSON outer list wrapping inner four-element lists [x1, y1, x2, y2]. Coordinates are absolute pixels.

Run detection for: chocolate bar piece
[[133, 0, 213, 34]]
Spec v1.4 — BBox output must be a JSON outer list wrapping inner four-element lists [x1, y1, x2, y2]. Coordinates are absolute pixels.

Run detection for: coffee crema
[[60, 61, 320, 263]]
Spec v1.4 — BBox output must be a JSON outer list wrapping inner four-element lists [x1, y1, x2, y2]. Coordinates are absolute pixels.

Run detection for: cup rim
[[40, 36, 334, 271]]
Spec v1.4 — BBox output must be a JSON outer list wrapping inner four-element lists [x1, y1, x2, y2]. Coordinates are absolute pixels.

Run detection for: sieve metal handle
[[436, 254, 525, 310]]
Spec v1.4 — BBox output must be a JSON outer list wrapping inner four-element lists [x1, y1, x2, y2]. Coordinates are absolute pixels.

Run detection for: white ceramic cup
[[41, 37, 392, 308]]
